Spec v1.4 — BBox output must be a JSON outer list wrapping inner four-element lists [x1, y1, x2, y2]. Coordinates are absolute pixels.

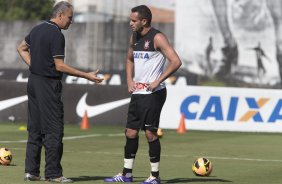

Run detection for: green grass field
[[0, 123, 281, 184]]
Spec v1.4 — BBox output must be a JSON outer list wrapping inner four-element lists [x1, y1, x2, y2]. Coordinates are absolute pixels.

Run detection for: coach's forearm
[[18, 51, 31, 66], [17, 40, 31, 66], [54, 59, 87, 78]]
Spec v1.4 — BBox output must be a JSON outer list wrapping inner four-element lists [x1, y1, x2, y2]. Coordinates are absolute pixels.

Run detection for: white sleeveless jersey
[[132, 28, 166, 94]]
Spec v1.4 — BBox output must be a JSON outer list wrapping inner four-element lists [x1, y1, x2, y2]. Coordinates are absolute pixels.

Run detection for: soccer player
[[205, 36, 214, 76], [247, 42, 271, 75], [17, 1, 103, 183], [104, 5, 182, 184]]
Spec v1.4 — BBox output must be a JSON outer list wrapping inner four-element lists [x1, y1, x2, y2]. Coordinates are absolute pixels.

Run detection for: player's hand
[[127, 80, 136, 93], [147, 80, 160, 92], [87, 69, 104, 83]]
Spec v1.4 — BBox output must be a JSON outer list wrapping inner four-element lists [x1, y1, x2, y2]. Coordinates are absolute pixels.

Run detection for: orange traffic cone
[[177, 113, 186, 134], [80, 110, 90, 130]]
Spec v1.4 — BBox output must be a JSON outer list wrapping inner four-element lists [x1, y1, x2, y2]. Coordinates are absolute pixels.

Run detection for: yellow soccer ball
[[0, 148, 12, 165], [192, 157, 212, 176], [157, 128, 163, 138]]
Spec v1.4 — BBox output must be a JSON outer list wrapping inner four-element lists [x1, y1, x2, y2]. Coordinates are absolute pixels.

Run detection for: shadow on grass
[[71, 176, 106, 182], [163, 177, 232, 183], [71, 176, 232, 183], [1, 164, 17, 166], [71, 176, 146, 182]]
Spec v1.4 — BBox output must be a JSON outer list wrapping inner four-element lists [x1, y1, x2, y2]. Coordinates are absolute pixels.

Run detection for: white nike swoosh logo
[[76, 93, 130, 118], [0, 95, 28, 111], [16, 72, 28, 82]]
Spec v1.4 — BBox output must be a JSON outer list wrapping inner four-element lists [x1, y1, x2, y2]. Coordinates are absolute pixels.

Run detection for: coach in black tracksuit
[[17, 1, 103, 182]]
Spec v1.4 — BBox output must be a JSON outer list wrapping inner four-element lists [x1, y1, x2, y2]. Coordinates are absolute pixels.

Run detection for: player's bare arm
[[147, 33, 182, 91], [54, 58, 103, 83], [126, 35, 136, 93], [17, 40, 31, 66]]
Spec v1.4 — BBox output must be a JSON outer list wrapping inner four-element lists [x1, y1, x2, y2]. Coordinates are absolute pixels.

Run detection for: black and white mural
[[175, 0, 282, 87]]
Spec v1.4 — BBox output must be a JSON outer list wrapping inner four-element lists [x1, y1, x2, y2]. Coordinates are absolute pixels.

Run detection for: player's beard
[[133, 26, 144, 33]]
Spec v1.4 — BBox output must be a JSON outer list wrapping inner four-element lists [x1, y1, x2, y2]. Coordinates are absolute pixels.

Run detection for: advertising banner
[[0, 80, 130, 125], [1, 80, 282, 132], [161, 85, 282, 132]]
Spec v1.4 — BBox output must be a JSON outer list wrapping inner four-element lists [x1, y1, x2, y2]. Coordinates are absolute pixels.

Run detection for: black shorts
[[126, 88, 167, 132]]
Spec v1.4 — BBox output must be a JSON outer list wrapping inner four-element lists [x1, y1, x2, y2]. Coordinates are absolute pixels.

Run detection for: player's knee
[[145, 130, 158, 142], [125, 128, 138, 139]]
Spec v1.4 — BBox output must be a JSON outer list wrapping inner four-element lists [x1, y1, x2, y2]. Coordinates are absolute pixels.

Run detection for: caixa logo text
[[180, 95, 282, 123], [133, 52, 150, 59]]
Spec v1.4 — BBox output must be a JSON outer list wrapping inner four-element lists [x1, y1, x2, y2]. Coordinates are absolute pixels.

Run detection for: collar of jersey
[[46, 20, 61, 31]]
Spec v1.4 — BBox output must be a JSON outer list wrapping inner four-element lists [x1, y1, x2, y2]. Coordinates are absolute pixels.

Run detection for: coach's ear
[[141, 18, 147, 26], [58, 11, 63, 20]]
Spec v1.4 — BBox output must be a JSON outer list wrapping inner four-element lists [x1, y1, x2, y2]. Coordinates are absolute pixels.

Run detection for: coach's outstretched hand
[[86, 69, 104, 83]]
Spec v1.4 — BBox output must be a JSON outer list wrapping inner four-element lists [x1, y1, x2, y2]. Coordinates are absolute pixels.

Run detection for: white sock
[[124, 158, 134, 169], [150, 162, 160, 172]]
